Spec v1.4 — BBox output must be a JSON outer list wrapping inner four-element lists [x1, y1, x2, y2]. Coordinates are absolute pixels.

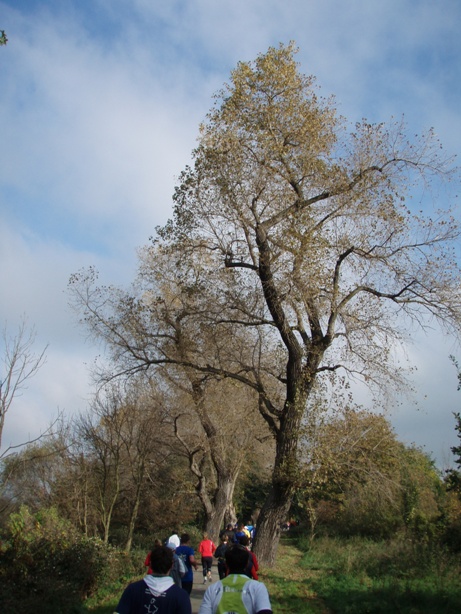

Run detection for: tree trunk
[[253, 381, 310, 565], [205, 472, 238, 541], [125, 483, 142, 552], [252, 483, 292, 566], [252, 438, 297, 566], [99, 478, 120, 544], [224, 501, 238, 528]]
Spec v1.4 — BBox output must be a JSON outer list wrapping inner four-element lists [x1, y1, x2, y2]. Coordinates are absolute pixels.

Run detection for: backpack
[[217, 574, 249, 614], [170, 553, 187, 586], [176, 553, 187, 577]]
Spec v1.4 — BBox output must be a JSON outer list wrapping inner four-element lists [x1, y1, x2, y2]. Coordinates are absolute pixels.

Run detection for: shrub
[[0, 506, 137, 614]]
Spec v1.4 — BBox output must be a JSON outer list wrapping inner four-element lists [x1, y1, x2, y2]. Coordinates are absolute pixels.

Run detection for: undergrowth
[[296, 534, 461, 613]]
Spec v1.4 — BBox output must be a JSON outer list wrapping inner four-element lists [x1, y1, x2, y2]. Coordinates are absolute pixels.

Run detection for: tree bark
[[252, 484, 292, 566], [205, 472, 238, 541], [252, 423, 300, 565], [125, 477, 143, 552]]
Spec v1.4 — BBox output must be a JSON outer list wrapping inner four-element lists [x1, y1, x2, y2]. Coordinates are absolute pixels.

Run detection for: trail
[[189, 565, 215, 614], [262, 540, 333, 613], [192, 540, 333, 613]]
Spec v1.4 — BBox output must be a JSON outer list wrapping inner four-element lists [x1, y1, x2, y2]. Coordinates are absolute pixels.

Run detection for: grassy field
[[83, 535, 461, 613], [260, 540, 331, 613], [263, 534, 461, 614]]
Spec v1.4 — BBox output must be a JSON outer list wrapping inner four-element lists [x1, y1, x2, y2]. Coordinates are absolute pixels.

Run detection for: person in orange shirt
[[199, 532, 216, 583]]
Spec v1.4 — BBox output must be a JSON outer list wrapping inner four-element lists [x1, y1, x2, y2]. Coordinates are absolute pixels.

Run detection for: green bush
[[0, 506, 138, 614]]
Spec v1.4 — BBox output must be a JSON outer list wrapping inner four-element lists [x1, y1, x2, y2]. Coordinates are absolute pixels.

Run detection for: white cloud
[[389, 330, 460, 467], [0, 11, 207, 257]]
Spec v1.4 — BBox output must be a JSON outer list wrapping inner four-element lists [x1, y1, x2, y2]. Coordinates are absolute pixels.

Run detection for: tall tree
[[71, 43, 461, 564], [157, 44, 461, 563]]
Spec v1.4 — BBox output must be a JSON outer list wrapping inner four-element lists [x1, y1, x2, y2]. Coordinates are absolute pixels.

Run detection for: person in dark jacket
[[115, 545, 191, 614], [213, 534, 229, 579]]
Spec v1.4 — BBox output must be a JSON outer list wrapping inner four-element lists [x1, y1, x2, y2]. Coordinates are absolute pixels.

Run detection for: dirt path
[[190, 542, 332, 614], [189, 563, 217, 614]]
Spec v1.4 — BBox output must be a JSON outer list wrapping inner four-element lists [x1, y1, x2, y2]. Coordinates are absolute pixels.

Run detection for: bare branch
[[0, 317, 47, 449]]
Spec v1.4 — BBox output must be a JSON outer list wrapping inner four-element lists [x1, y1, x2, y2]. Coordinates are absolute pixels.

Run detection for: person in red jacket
[[239, 535, 259, 580], [199, 532, 216, 583]]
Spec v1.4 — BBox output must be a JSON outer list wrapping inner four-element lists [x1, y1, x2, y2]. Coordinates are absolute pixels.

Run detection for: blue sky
[[1, 0, 461, 465]]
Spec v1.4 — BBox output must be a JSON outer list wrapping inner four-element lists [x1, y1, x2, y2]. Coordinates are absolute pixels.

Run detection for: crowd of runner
[[113, 524, 273, 614]]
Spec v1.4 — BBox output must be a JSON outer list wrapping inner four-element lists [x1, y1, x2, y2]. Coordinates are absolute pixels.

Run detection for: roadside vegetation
[[263, 533, 461, 614], [2, 406, 461, 613], [2, 488, 461, 613]]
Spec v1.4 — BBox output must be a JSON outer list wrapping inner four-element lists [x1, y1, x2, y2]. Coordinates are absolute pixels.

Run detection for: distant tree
[[103, 380, 171, 551], [442, 421, 461, 552], [398, 444, 443, 536], [446, 412, 461, 496], [69, 259, 274, 540], [297, 406, 403, 537], [298, 407, 443, 539], [0, 436, 69, 522], [0, 31, 7, 46], [0, 319, 47, 451], [74, 381, 171, 547], [445, 358, 461, 497]]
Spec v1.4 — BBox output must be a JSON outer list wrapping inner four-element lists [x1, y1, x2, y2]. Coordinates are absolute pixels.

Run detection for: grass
[[296, 534, 461, 614], [82, 574, 143, 613], [82, 535, 461, 614], [260, 540, 331, 613]]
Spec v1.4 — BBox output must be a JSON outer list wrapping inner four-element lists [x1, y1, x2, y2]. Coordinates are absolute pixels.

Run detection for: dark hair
[[239, 535, 250, 547], [149, 546, 174, 575], [225, 545, 250, 573], [180, 533, 190, 544]]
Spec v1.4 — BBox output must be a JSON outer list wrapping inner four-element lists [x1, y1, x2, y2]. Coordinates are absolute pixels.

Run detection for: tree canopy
[[70, 43, 461, 564]]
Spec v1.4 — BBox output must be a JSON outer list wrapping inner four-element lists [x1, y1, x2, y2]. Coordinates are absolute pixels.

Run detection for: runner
[[176, 533, 199, 595], [198, 532, 216, 583], [238, 535, 259, 580], [115, 545, 191, 614], [213, 534, 229, 579], [198, 545, 272, 614]]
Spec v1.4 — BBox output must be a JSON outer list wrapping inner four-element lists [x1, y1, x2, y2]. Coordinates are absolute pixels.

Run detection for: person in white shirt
[[198, 545, 272, 614], [167, 531, 181, 548]]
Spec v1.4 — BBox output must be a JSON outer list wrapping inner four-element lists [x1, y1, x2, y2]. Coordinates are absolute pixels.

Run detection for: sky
[[1, 0, 461, 467]]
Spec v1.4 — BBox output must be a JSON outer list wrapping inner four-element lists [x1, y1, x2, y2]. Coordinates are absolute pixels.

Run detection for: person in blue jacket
[[175, 533, 199, 595]]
